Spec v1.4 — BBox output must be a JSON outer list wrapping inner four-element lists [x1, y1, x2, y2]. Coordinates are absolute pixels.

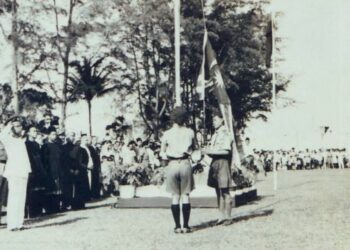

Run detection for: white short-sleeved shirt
[[209, 125, 232, 152], [161, 126, 194, 158], [0, 128, 31, 179], [121, 146, 137, 166]]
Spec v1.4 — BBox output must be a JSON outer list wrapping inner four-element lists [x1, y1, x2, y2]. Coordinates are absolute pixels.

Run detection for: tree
[[68, 56, 120, 136], [117, 0, 289, 148], [117, 0, 177, 139], [19, 88, 54, 124], [179, 0, 290, 152], [52, 0, 81, 129], [0, 0, 62, 114], [0, 0, 18, 112], [0, 83, 13, 122]]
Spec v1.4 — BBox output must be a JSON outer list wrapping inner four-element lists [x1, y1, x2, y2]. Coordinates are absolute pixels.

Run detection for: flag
[[198, 31, 242, 169], [196, 29, 208, 101], [265, 17, 273, 68]]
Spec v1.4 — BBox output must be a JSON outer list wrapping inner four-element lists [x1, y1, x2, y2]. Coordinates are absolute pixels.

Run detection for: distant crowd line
[[248, 148, 349, 172]]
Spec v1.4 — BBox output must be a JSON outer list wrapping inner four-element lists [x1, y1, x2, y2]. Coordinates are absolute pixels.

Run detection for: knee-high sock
[[171, 204, 181, 228], [182, 203, 191, 228]]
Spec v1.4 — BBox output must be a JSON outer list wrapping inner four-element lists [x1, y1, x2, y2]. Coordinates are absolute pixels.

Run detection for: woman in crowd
[[100, 140, 117, 197]]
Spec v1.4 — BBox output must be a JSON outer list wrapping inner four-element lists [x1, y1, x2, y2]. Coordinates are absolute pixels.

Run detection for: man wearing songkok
[[69, 134, 91, 209], [38, 113, 55, 135], [41, 128, 63, 213], [61, 132, 76, 210], [25, 125, 49, 217]]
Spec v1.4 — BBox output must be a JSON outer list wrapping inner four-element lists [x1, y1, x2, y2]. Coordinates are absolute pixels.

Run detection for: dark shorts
[[207, 158, 232, 189], [165, 159, 194, 195]]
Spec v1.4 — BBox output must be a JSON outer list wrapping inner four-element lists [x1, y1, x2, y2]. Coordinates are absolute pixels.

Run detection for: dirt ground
[[1, 169, 350, 250]]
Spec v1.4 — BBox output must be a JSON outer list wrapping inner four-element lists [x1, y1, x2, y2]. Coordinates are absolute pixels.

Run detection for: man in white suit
[[0, 117, 31, 231]]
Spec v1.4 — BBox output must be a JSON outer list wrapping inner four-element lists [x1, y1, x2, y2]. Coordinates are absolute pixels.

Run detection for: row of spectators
[[247, 148, 349, 172], [0, 112, 164, 222]]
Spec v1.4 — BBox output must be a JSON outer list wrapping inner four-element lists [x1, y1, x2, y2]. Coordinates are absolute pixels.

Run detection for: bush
[[149, 167, 165, 185], [120, 163, 152, 186]]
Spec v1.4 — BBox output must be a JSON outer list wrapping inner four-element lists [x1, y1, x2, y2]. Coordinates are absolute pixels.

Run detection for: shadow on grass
[[191, 209, 273, 232], [0, 213, 65, 230], [30, 217, 88, 229], [242, 195, 274, 206], [85, 202, 118, 210], [25, 213, 65, 225]]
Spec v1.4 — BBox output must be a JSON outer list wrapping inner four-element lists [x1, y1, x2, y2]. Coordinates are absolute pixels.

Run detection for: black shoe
[[174, 227, 182, 234], [223, 220, 232, 226], [216, 219, 226, 226], [10, 227, 26, 232], [182, 227, 192, 233]]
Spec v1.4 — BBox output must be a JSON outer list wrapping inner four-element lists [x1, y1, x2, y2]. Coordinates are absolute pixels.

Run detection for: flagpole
[[174, 0, 181, 107], [271, 11, 278, 192], [200, 0, 207, 145]]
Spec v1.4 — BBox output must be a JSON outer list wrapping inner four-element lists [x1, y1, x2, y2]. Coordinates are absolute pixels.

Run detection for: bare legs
[[215, 188, 232, 223]]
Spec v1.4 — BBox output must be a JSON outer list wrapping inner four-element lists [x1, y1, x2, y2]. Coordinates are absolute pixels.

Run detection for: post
[[271, 12, 277, 192], [174, 0, 181, 107]]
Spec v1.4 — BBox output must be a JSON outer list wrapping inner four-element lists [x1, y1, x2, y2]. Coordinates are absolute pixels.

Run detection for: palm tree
[[68, 57, 118, 136]]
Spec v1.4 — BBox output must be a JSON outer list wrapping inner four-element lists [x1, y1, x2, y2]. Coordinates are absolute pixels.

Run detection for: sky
[[247, 0, 350, 149]]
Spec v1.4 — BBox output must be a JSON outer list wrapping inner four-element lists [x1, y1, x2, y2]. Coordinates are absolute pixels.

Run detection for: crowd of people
[[4, 110, 348, 233], [247, 147, 350, 172], [0, 112, 164, 231]]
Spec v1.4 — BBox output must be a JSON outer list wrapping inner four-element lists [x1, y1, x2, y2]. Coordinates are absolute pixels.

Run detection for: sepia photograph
[[0, 0, 349, 249]]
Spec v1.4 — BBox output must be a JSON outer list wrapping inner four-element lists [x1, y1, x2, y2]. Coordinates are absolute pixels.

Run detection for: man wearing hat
[[61, 132, 76, 209], [160, 106, 196, 233], [25, 125, 49, 218], [57, 129, 66, 145], [41, 127, 63, 213], [38, 112, 55, 135], [203, 109, 233, 224], [69, 134, 90, 209], [0, 117, 31, 231]]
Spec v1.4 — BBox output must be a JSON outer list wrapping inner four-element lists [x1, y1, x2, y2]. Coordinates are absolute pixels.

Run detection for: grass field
[[1, 169, 350, 250]]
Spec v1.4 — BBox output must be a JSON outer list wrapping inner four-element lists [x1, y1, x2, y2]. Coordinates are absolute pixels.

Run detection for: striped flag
[[197, 31, 242, 169]]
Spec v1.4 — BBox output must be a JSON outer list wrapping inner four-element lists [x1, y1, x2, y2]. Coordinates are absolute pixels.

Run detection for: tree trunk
[[54, 0, 75, 130], [87, 99, 92, 136], [11, 0, 19, 114], [130, 43, 153, 134], [61, 61, 68, 129]]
